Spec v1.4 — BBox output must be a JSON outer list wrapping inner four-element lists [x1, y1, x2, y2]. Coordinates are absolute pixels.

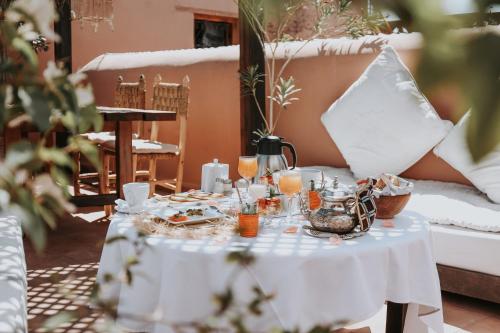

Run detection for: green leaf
[[105, 235, 129, 244], [18, 87, 53, 132], [125, 268, 133, 285], [50, 167, 71, 191], [241, 65, 265, 96], [226, 250, 255, 266], [0, 86, 6, 129], [213, 288, 233, 316], [69, 136, 99, 168], [14, 203, 47, 253], [34, 202, 57, 230], [61, 112, 77, 132], [230, 314, 249, 333], [39, 147, 74, 168], [11, 37, 38, 68], [78, 104, 103, 133], [126, 256, 139, 267], [464, 32, 500, 161], [5, 141, 35, 169], [43, 311, 75, 331]]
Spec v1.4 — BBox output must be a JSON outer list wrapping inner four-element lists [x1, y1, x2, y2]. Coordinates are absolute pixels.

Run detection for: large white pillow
[[434, 112, 500, 204], [321, 46, 453, 179]]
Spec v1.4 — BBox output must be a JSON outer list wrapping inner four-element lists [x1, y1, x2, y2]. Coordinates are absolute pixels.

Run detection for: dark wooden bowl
[[374, 193, 411, 219]]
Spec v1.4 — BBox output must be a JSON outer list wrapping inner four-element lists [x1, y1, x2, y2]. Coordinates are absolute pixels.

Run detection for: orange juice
[[238, 156, 258, 180], [279, 171, 302, 196], [309, 191, 322, 210], [238, 213, 259, 237]]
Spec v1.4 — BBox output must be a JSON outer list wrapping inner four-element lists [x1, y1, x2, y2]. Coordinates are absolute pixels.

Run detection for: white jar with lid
[[201, 159, 229, 193]]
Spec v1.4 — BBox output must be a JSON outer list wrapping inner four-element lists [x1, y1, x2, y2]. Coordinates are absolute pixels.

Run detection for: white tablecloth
[[0, 216, 27, 333], [97, 210, 443, 333]]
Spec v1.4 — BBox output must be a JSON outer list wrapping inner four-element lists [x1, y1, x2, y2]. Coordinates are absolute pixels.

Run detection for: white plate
[[149, 205, 225, 225]]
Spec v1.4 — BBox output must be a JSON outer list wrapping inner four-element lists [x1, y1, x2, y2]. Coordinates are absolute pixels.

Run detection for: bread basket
[[374, 193, 411, 219], [373, 174, 413, 219]]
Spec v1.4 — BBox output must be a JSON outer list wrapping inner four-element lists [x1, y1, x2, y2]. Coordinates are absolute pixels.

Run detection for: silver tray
[[302, 225, 365, 240]]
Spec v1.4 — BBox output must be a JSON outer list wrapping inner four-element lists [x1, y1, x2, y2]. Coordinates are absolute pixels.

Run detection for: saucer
[[115, 199, 144, 214]]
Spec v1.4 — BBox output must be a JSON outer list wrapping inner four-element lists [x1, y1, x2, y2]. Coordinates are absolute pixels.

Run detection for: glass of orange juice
[[277, 170, 303, 225], [238, 156, 258, 190]]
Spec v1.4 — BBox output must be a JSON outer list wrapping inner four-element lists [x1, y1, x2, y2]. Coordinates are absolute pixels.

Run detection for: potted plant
[[238, 0, 385, 177], [238, 0, 385, 136]]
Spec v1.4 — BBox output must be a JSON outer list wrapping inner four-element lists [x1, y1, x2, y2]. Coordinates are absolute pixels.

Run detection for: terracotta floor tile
[[443, 292, 500, 315], [443, 301, 490, 329], [462, 315, 500, 333]]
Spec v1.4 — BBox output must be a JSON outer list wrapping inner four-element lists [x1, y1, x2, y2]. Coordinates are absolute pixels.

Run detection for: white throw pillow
[[434, 112, 500, 204], [321, 46, 453, 179]]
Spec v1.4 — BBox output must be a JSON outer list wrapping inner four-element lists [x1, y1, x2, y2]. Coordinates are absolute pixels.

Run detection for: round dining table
[[96, 209, 443, 333]]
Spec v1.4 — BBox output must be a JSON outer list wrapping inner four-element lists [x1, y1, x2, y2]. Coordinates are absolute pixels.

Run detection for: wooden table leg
[[115, 120, 133, 199], [386, 302, 408, 333]]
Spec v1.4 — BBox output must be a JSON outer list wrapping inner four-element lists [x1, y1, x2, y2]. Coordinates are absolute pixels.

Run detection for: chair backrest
[[114, 75, 147, 137], [150, 75, 190, 146]]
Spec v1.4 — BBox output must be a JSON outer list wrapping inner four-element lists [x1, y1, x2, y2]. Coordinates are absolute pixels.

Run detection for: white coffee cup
[[123, 182, 150, 213]]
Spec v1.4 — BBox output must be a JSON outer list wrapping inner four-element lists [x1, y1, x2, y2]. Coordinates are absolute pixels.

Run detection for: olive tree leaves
[[238, 0, 384, 135]]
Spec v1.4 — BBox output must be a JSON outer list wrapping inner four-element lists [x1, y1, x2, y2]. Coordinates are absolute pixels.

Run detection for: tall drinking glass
[[238, 156, 258, 190], [278, 170, 303, 225]]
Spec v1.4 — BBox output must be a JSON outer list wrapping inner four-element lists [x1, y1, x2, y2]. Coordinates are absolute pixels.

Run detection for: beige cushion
[[102, 139, 179, 154], [81, 132, 139, 144]]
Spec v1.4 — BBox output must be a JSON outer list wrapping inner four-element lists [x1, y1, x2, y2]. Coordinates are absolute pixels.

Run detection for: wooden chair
[[101, 74, 190, 197], [72, 74, 146, 197]]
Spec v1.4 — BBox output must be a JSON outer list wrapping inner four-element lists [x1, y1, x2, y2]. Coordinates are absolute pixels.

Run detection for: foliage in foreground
[[0, 0, 499, 331], [0, 0, 102, 251], [372, 0, 500, 161]]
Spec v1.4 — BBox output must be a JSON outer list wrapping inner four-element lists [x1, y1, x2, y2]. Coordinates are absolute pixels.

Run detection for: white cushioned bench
[[0, 216, 27, 333]]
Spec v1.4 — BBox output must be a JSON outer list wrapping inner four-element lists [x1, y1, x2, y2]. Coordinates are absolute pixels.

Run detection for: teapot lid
[[323, 176, 354, 202]]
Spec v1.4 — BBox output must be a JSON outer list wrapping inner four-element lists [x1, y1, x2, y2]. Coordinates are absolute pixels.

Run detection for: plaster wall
[[71, 0, 237, 71], [84, 34, 471, 189]]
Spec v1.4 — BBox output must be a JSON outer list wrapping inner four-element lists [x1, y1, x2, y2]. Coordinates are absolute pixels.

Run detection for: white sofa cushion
[[321, 46, 453, 179], [431, 224, 500, 276], [433, 112, 500, 204]]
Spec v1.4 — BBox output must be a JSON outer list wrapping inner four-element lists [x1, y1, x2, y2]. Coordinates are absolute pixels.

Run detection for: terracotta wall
[[71, 0, 237, 71], [85, 34, 471, 189]]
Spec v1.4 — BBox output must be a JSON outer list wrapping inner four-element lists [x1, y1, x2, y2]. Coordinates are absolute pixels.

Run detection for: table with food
[[95, 153, 443, 333]]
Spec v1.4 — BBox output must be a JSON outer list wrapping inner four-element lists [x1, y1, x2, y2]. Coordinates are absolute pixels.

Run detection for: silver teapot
[[301, 177, 377, 234]]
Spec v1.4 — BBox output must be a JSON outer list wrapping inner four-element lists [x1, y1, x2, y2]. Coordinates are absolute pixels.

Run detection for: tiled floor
[[24, 207, 500, 332]]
